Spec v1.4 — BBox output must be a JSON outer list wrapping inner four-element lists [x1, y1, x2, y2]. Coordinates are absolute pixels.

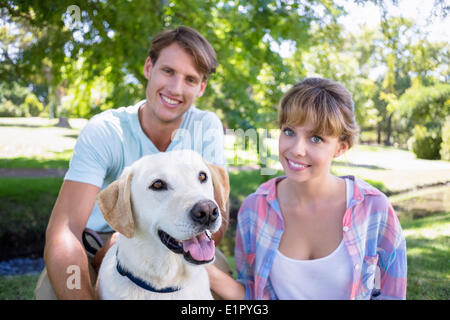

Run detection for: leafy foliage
[[0, 0, 449, 154], [1, 0, 346, 127], [0, 82, 43, 116], [440, 117, 450, 161], [398, 83, 450, 130], [408, 125, 443, 160]]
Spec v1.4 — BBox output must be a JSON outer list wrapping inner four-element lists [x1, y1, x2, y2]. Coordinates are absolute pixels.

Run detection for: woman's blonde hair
[[278, 78, 360, 148]]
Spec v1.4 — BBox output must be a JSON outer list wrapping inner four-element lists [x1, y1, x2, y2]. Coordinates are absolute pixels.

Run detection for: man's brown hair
[[149, 26, 217, 81], [278, 78, 360, 148]]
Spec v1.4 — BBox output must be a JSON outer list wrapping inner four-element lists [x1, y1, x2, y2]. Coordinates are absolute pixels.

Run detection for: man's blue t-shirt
[[65, 100, 225, 232]]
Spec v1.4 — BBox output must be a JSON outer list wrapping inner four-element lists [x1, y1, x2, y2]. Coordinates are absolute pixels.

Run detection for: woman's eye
[[282, 128, 294, 136], [311, 136, 323, 143], [149, 179, 167, 191]]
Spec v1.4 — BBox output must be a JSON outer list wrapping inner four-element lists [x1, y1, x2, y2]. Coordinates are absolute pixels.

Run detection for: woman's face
[[278, 122, 348, 184]]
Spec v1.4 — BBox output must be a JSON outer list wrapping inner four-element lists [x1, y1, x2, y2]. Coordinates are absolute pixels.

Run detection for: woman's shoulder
[[246, 176, 283, 200], [342, 175, 395, 223], [238, 176, 283, 214], [343, 175, 389, 201], [344, 176, 398, 227]]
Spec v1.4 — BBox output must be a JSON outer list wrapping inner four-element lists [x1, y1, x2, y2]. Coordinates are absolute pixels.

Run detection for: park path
[[0, 168, 68, 177], [0, 165, 261, 178]]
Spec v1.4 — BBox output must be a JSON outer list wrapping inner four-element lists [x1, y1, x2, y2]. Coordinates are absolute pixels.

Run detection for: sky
[[270, 0, 449, 60], [338, 0, 449, 42]]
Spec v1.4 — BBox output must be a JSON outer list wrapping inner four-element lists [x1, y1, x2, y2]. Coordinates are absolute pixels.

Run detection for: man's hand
[[91, 232, 119, 273]]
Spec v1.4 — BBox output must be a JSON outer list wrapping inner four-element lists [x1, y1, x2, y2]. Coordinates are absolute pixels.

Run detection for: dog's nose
[[190, 200, 219, 226]]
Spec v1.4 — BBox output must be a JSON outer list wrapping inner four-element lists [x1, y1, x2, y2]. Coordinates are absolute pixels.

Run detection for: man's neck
[[138, 104, 183, 152]]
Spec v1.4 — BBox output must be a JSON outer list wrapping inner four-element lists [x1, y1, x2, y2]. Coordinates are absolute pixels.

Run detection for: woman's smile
[[285, 157, 311, 171]]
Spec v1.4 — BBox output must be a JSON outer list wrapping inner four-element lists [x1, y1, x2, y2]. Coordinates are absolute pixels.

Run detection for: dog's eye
[[149, 179, 167, 191], [199, 171, 207, 183]]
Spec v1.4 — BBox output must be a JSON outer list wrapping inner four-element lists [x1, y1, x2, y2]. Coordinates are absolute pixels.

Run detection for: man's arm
[[44, 180, 100, 299]]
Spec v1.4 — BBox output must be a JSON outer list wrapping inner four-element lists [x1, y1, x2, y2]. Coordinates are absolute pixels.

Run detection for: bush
[[0, 94, 45, 117], [21, 93, 44, 117], [0, 82, 45, 117], [408, 125, 442, 160], [0, 100, 23, 117], [440, 117, 450, 161], [0, 178, 62, 260]]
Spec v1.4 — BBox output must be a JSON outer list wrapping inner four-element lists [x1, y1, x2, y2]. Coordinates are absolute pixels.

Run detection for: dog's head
[[96, 150, 230, 266]]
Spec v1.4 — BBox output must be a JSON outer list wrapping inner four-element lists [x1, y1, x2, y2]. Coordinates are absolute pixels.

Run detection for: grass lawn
[[0, 274, 39, 300], [0, 152, 71, 169], [1, 210, 447, 300], [0, 118, 83, 161], [399, 212, 450, 300]]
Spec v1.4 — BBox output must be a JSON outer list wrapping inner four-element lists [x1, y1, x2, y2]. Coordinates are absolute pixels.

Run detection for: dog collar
[[115, 250, 181, 293]]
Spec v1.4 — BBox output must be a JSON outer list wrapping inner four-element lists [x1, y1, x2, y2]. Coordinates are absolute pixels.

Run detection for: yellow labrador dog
[[95, 150, 229, 299]]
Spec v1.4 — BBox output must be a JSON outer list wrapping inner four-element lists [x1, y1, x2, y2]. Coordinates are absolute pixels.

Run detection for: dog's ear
[[205, 162, 230, 246], [96, 168, 135, 238]]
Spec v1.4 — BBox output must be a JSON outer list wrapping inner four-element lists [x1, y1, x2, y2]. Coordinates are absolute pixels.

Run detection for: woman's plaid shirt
[[235, 176, 407, 300]]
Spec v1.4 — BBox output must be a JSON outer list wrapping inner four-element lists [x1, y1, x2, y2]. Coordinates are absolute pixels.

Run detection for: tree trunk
[[384, 113, 393, 146], [377, 125, 382, 145], [56, 117, 71, 128]]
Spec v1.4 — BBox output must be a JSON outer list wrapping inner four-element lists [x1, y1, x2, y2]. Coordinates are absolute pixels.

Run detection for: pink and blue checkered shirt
[[235, 176, 407, 300]]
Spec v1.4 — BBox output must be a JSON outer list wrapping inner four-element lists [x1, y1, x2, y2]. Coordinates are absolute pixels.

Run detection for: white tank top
[[270, 178, 354, 300]]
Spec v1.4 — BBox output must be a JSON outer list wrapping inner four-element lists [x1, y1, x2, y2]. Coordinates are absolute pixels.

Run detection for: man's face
[[143, 42, 207, 125]]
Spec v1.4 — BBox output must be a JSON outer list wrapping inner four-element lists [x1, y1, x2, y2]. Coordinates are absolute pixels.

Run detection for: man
[[35, 26, 227, 299]]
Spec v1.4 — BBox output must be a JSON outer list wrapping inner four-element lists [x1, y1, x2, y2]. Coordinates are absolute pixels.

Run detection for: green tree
[[440, 116, 450, 161], [398, 83, 450, 130], [372, 15, 447, 146], [1, 0, 348, 127]]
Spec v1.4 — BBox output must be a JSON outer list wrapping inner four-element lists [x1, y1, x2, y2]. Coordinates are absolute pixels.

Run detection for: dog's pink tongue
[[182, 232, 215, 261]]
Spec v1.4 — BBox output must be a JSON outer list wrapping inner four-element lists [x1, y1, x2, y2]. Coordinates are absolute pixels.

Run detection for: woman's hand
[[206, 263, 245, 300]]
